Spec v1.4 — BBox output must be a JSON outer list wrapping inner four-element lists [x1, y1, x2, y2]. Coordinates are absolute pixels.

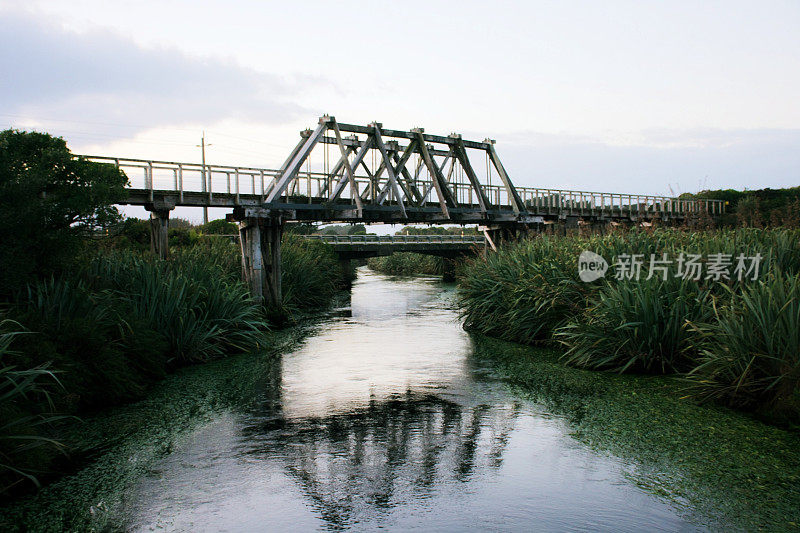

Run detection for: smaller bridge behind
[[305, 234, 484, 259], [305, 234, 485, 282]]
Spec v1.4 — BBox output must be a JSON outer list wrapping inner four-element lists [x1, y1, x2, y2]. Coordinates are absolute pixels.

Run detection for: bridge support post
[[263, 222, 283, 308], [239, 220, 264, 304], [146, 204, 173, 260], [238, 217, 283, 308]]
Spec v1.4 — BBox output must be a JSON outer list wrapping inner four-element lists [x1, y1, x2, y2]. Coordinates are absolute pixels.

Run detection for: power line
[[210, 130, 290, 149], [0, 112, 199, 133]]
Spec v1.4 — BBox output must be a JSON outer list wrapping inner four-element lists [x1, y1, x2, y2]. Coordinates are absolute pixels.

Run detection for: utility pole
[[197, 132, 212, 224]]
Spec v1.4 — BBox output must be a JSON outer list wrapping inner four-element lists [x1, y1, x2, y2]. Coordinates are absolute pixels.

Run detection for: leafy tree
[[0, 130, 127, 295], [200, 218, 238, 235], [169, 217, 196, 230], [110, 217, 150, 251], [284, 222, 316, 235], [319, 224, 367, 236], [686, 187, 800, 228]]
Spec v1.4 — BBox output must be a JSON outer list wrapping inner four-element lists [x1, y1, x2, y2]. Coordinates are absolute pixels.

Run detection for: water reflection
[[241, 393, 520, 529], [123, 269, 698, 532]]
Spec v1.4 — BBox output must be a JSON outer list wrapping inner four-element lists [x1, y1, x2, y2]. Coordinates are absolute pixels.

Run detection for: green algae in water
[[468, 334, 800, 531]]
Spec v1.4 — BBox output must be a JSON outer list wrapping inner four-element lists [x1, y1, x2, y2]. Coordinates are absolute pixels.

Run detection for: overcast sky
[[1, 0, 798, 223]]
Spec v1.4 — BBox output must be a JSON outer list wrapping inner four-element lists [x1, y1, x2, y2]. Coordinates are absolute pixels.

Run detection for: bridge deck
[[91, 155, 723, 224]]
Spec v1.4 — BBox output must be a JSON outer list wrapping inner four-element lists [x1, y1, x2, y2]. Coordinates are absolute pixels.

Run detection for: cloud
[[0, 11, 314, 136]]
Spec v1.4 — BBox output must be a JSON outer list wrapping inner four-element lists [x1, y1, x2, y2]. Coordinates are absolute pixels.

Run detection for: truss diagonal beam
[[371, 123, 407, 218], [265, 121, 326, 203], [318, 141, 357, 197], [391, 151, 425, 205], [485, 140, 526, 215], [413, 130, 456, 218], [419, 153, 454, 204], [328, 133, 372, 207], [452, 136, 490, 213], [376, 139, 421, 205]]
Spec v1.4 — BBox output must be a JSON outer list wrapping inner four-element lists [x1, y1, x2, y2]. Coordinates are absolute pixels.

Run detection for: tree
[[200, 218, 237, 234], [0, 130, 127, 295]]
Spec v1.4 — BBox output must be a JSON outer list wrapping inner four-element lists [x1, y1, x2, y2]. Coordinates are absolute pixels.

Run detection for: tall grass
[[281, 234, 351, 313], [459, 237, 591, 343], [687, 272, 800, 422], [1, 233, 348, 493], [558, 277, 713, 373], [87, 251, 265, 363], [0, 320, 66, 493]]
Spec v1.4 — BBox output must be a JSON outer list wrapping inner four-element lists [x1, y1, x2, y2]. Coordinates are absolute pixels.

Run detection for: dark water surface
[[122, 268, 700, 532]]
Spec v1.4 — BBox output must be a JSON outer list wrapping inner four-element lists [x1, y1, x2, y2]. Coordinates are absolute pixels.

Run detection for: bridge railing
[[304, 234, 486, 245], [79, 155, 725, 217]]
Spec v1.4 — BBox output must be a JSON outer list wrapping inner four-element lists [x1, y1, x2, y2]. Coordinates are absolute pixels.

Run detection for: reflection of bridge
[[80, 115, 725, 305], [242, 393, 520, 529]]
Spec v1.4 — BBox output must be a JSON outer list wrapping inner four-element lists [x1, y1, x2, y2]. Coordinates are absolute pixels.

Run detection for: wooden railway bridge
[[81, 115, 725, 305]]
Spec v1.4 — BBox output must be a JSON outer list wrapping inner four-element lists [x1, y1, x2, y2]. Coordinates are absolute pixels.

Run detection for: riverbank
[[30, 267, 707, 531], [0, 323, 317, 532], [470, 334, 800, 531], [0, 234, 352, 496], [458, 228, 800, 423]]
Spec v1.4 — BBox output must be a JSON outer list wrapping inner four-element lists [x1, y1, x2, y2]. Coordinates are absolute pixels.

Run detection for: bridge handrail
[[78, 154, 726, 216]]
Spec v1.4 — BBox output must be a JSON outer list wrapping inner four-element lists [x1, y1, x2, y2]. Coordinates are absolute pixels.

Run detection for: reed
[[1, 234, 347, 493], [281, 235, 351, 314], [458, 236, 592, 343]]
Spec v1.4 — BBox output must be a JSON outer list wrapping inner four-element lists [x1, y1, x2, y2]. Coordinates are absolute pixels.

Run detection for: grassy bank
[[458, 228, 800, 422], [0, 325, 310, 532], [470, 335, 800, 531], [0, 236, 348, 495]]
